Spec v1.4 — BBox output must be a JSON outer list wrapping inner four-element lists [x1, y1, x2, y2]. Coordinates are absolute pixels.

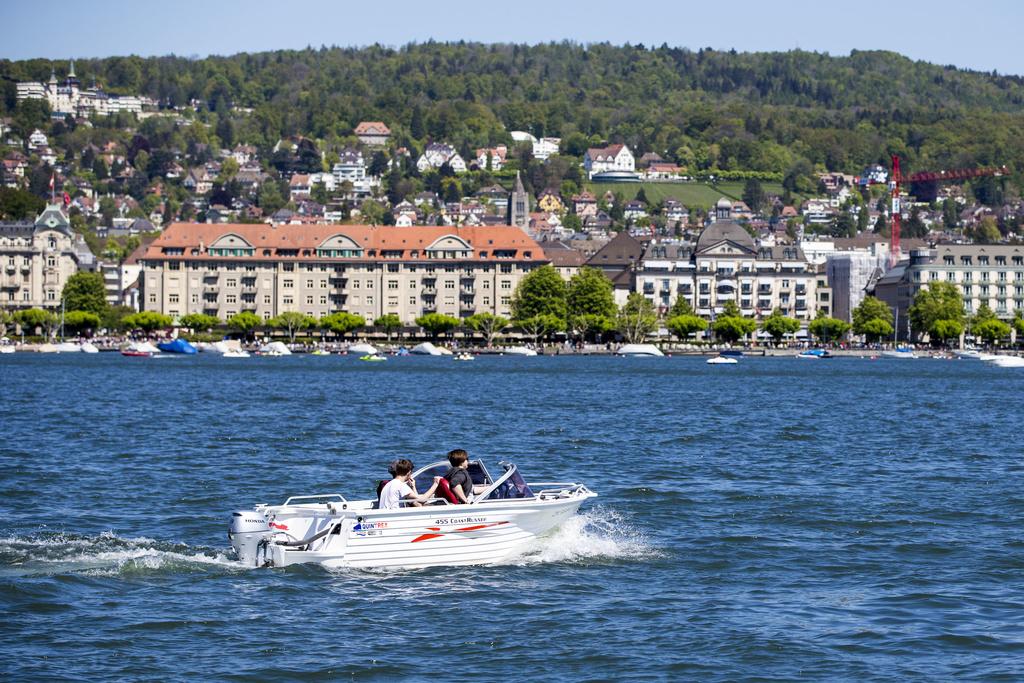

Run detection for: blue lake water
[[2, 353, 1023, 681]]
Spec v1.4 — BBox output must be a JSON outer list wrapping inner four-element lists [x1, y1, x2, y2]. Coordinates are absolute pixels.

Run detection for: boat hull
[[235, 493, 593, 569]]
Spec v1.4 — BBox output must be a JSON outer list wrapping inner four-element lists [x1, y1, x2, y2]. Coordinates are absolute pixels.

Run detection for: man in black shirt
[[443, 449, 474, 504]]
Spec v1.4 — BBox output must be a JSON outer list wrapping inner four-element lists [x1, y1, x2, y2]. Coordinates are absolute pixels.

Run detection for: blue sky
[[3, 0, 1022, 75]]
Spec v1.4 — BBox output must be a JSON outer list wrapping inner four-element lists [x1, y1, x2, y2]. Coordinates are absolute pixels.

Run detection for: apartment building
[[873, 244, 1024, 339], [0, 205, 96, 310], [635, 200, 830, 320], [139, 223, 546, 324]]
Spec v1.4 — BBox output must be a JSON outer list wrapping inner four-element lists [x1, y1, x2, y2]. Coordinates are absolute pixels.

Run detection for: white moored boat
[[616, 343, 664, 357], [228, 460, 597, 569]]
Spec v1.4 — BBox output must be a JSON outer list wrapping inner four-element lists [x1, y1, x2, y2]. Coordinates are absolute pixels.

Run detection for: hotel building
[[139, 223, 547, 324]]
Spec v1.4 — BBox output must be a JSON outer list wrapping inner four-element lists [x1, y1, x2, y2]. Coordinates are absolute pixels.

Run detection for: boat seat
[[435, 477, 462, 505]]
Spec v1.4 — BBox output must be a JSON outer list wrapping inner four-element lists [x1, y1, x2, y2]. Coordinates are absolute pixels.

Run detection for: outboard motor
[[228, 510, 273, 566]]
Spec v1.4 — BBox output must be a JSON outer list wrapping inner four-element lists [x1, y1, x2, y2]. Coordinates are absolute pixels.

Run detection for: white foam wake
[[502, 508, 660, 566], [0, 531, 246, 577]]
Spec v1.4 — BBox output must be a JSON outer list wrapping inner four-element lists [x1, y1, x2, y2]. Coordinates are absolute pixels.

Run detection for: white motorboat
[[955, 349, 983, 360], [881, 348, 917, 359], [410, 341, 443, 356], [616, 343, 664, 357], [259, 341, 292, 356], [454, 352, 475, 361], [223, 349, 251, 358], [989, 355, 1024, 368], [505, 346, 538, 356], [228, 460, 597, 569], [80, 342, 99, 353], [348, 342, 377, 356], [706, 355, 737, 364], [0, 345, 15, 354]]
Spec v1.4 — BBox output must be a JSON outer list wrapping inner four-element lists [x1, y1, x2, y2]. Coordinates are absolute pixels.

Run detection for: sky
[[2, 0, 1023, 75]]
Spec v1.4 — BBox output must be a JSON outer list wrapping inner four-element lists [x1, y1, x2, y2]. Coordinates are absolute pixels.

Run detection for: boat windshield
[[484, 466, 534, 500], [413, 460, 492, 494]]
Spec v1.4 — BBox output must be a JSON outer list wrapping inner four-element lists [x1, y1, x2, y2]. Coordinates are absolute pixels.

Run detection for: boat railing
[[282, 493, 348, 506], [533, 483, 594, 500]]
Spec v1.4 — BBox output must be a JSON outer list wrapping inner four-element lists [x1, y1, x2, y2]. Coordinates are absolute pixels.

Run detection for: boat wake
[[0, 531, 245, 577], [502, 508, 660, 566]]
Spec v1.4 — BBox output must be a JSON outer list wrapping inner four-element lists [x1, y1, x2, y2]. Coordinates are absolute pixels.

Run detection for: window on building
[[388, 280, 399, 290], [169, 294, 179, 303], [283, 296, 293, 305], [226, 294, 237, 303], [226, 278, 237, 287], [306, 295, 314, 305]]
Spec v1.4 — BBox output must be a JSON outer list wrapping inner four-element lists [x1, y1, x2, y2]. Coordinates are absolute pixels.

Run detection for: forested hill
[[4, 43, 1024, 178]]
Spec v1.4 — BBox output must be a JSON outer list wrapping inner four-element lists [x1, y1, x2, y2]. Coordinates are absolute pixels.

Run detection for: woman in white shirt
[[379, 459, 441, 509]]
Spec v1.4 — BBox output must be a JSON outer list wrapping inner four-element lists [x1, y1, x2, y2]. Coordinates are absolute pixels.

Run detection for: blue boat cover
[[157, 338, 198, 354]]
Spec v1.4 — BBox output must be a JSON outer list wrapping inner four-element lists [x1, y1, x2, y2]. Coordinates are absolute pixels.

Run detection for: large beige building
[[1, 205, 96, 310], [139, 223, 547, 323], [636, 200, 831, 320], [873, 244, 1024, 340]]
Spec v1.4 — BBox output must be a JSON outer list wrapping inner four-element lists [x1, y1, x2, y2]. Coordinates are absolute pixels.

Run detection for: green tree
[[179, 313, 221, 331], [0, 187, 46, 220], [567, 266, 615, 319], [668, 296, 695, 317], [808, 314, 851, 343], [517, 313, 563, 346], [61, 272, 109, 316], [374, 313, 403, 341], [930, 318, 964, 345], [761, 308, 801, 343], [569, 312, 614, 342], [415, 312, 459, 339], [0, 309, 12, 338], [270, 311, 316, 343], [15, 308, 59, 339], [860, 318, 894, 342], [465, 312, 509, 347], [742, 178, 766, 214], [321, 312, 365, 338], [666, 314, 708, 341], [122, 311, 173, 332], [973, 318, 1011, 345], [617, 293, 658, 343], [970, 302, 997, 328], [712, 300, 757, 343], [1013, 311, 1024, 340], [852, 296, 895, 339], [227, 311, 262, 336], [63, 310, 101, 336], [511, 264, 567, 321], [909, 282, 964, 337], [102, 305, 136, 332]]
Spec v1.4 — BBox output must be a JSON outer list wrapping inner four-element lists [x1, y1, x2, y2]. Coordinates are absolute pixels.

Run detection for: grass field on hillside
[[587, 181, 793, 209]]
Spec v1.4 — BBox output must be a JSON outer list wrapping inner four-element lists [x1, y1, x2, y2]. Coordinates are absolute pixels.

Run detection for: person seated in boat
[[443, 449, 485, 504], [379, 459, 441, 509]]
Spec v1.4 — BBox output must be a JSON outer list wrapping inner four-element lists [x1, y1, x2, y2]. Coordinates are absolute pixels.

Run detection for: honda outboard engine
[[228, 510, 272, 566]]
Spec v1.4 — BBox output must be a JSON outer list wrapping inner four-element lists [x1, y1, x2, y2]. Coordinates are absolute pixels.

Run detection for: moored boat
[[797, 349, 832, 359], [505, 346, 538, 356], [616, 343, 664, 357], [454, 352, 475, 361], [881, 348, 917, 359], [157, 338, 198, 355], [228, 459, 597, 569], [707, 355, 738, 364]]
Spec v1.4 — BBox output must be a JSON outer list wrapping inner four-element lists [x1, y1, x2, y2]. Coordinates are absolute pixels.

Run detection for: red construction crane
[[887, 156, 1008, 266]]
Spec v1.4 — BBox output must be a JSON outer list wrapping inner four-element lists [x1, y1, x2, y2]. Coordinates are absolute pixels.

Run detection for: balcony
[[20, 264, 31, 273], [643, 284, 655, 294], [204, 285, 219, 293], [241, 285, 257, 293], [330, 287, 349, 296], [421, 286, 437, 295], [460, 274, 475, 281], [758, 285, 772, 294], [677, 284, 692, 294], [1, 280, 18, 290], [795, 300, 807, 310], [204, 271, 218, 279], [795, 286, 807, 295], [330, 277, 348, 286], [740, 287, 752, 295], [422, 302, 437, 312], [461, 285, 475, 295], [4, 264, 15, 274], [460, 300, 476, 311]]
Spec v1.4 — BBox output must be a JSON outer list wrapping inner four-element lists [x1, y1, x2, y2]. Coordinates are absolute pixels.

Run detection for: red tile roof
[[144, 223, 544, 261]]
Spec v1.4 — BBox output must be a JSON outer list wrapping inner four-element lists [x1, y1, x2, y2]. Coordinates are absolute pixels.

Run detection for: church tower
[[508, 171, 529, 230]]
